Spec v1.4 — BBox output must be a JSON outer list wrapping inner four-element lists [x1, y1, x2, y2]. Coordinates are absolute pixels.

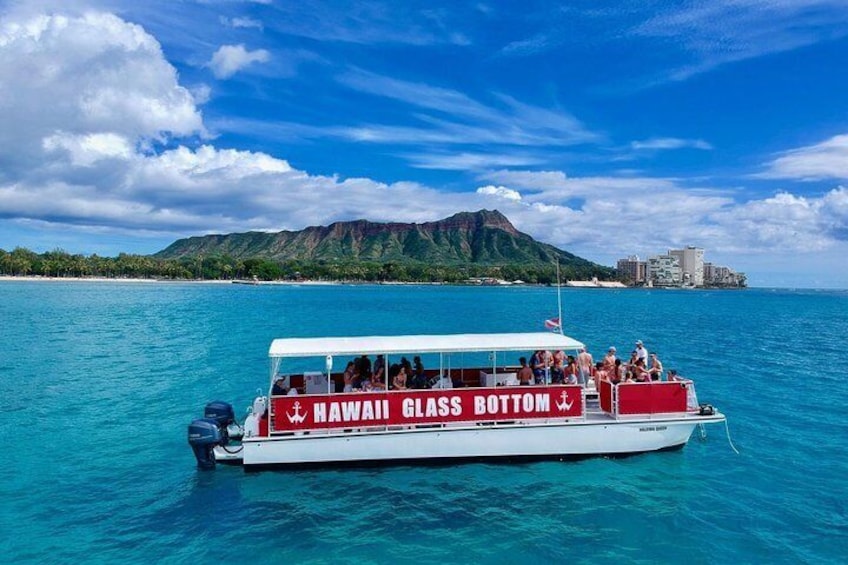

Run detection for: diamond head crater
[[0, 210, 615, 284]]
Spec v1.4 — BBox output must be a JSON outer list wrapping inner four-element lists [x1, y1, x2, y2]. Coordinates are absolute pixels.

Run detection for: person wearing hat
[[635, 340, 648, 365], [603, 346, 617, 374], [272, 376, 288, 396]]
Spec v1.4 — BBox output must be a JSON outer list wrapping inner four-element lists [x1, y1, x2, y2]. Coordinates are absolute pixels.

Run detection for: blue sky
[[1, 1, 848, 287]]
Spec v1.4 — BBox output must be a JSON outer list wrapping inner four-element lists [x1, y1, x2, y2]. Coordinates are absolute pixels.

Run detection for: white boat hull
[[237, 414, 723, 468]]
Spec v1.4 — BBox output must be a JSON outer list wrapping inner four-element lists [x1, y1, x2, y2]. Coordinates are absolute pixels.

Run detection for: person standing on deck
[[577, 347, 593, 387], [603, 347, 617, 374], [529, 350, 545, 384], [551, 349, 565, 383], [518, 357, 533, 386], [634, 340, 648, 365]]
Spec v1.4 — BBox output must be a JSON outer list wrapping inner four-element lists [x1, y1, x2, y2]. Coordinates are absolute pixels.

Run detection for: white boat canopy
[[268, 332, 584, 358]]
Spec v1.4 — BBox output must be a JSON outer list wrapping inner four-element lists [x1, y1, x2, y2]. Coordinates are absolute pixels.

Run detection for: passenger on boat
[[343, 361, 356, 392], [603, 347, 617, 373], [613, 359, 625, 383], [594, 361, 607, 384], [349, 361, 364, 390], [649, 353, 663, 381], [399, 356, 413, 377], [517, 357, 533, 386], [530, 350, 551, 384], [563, 355, 579, 385], [551, 350, 565, 383], [393, 366, 408, 390], [373, 362, 385, 389], [370, 366, 386, 390], [359, 355, 372, 379], [628, 350, 639, 369], [410, 356, 427, 389], [577, 347, 594, 386], [272, 376, 287, 396], [635, 340, 649, 365], [632, 358, 651, 382], [374, 354, 385, 378]]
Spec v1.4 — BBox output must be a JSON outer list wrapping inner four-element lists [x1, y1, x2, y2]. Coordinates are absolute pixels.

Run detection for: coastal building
[[704, 263, 747, 287], [668, 246, 704, 287], [620, 247, 745, 288], [647, 255, 682, 286], [616, 255, 647, 284]]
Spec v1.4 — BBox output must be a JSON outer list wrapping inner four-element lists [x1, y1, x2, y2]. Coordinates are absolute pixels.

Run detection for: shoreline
[[0, 274, 769, 289]]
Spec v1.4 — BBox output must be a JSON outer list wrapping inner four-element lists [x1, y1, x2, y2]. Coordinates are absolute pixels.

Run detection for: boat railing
[[599, 378, 693, 419]]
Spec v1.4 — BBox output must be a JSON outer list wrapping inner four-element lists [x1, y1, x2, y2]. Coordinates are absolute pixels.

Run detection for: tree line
[[0, 247, 617, 284]]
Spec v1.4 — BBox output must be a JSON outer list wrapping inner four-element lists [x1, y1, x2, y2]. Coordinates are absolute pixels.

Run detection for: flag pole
[[556, 258, 563, 335]]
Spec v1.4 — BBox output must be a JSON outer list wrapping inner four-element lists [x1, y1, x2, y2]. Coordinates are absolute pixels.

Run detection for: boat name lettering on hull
[[472, 393, 550, 415], [271, 386, 583, 432], [314, 399, 390, 424], [402, 396, 462, 418]]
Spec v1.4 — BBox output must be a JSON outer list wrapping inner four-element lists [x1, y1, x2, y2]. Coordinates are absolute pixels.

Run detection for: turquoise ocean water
[[1, 282, 846, 563]]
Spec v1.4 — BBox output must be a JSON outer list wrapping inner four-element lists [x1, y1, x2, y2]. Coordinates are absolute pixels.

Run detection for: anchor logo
[[555, 391, 574, 412], [287, 401, 308, 424]]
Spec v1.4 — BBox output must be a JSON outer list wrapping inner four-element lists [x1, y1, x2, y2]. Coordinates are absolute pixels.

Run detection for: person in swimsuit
[[551, 350, 565, 383], [563, 355, 579, 385], [577, 347, 593, 386], [649, 353, 663, 381], [393, 366, 408, 390], [517, 357, 533, 386], [603, 347, 617, 374], [342, 361, 356, 392]]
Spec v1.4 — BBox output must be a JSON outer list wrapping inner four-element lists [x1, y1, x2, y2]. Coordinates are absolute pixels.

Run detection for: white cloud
[[634, 1, 848, 82], [476, 185, 522, 201], [475, 169, 848, 259], [0, 12, 203, 179], [207, 44, 270, 79], [404, 151, 545, 170], [2, 9, 848, 287], [630, 137, 713, 151], [221, 16, 264, 31], [42, 132, 133, 166], [758, 134, 848, 180]]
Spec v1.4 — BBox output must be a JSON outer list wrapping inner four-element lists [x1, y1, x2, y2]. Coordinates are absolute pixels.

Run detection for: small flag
[[544, 317, 561, 331]]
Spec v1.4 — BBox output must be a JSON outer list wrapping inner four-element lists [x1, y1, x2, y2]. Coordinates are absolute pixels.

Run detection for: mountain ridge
[[155, 210, 611, 275]]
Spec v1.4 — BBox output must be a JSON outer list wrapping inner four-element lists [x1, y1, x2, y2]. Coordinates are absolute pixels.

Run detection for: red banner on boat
[[271, 386, 583, 432], [617, 381, 688, 414]]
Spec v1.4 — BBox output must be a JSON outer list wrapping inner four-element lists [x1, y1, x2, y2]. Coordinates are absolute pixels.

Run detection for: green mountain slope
[[155, 209, 609, 273]]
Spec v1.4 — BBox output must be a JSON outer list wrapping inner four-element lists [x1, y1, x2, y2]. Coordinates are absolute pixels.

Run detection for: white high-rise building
[[647, 255, 681, 286], [669, 246, 704, 286]]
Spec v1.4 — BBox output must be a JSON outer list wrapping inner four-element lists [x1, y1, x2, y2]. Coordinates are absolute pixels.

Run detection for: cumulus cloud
[[758, 134, 848, 180], [0, 12, 203, 179], [476, 185, 522, 201], [42, 132, 133, 167], [207, 43, 270, 78], [475, 169, 848, 258], [2, 8, 847, 287]]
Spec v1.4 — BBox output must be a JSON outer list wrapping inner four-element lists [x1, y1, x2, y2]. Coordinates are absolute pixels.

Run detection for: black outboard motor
[[188, 418, 222, 469], [204, 401, 235, 445]]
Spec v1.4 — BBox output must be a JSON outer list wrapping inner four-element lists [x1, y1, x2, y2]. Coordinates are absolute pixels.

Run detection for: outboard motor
[[204, 401, 235, 445], [188, 418, 222, 469]]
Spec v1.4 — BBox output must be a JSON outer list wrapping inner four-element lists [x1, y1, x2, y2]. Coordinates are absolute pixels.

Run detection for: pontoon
[[187, 332, 725, 470]]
